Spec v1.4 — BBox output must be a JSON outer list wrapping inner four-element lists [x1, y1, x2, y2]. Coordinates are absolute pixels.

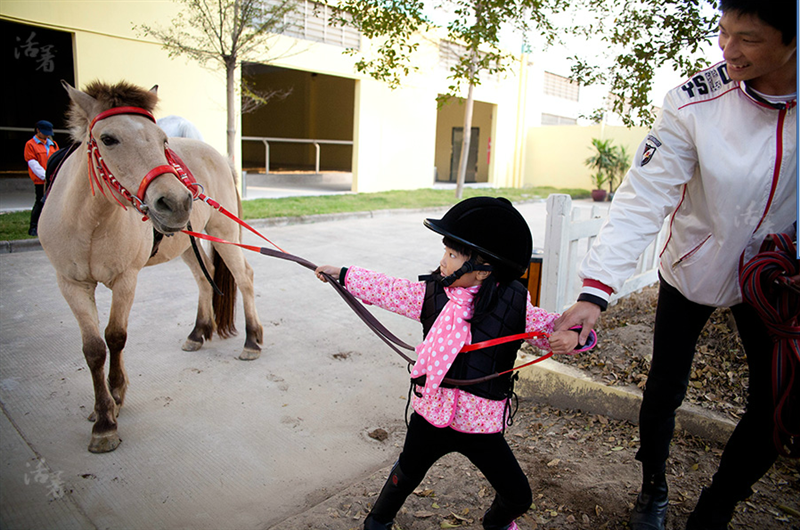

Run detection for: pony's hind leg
[[180, 244, 216, 352], [210, 241, 263, 360], [56, 275, 121, 453]]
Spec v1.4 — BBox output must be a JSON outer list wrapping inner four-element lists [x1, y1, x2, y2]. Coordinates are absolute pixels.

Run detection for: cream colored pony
[[39, 80, 263, 453]]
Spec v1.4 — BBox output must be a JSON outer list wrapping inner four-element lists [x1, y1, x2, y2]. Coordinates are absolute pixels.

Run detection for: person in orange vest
[[24, 120, 59, 236]]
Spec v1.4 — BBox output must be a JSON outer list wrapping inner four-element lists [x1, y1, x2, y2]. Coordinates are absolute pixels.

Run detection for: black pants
[[374, 413, 532, 528], [30, 183, 44, 231], [636, 276, 777, 501]]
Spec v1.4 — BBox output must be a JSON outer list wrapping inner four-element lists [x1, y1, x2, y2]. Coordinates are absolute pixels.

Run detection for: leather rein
[[88, 106, 557, 387]]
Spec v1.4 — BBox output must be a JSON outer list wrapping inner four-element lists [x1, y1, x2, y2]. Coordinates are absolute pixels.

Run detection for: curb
[[0, 238, 41, 254], [515, 354, 736, 444]]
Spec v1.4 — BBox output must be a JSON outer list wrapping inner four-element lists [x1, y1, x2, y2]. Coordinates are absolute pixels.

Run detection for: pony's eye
[[100, 134, 119, 147]]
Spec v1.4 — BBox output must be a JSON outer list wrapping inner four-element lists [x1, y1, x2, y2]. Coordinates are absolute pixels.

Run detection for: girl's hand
[[547, 330, 579, 354], [315, 265, 341, 283]]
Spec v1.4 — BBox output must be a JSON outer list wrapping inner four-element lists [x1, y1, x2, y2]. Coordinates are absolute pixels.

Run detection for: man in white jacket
[[555, 1, 797, 529]]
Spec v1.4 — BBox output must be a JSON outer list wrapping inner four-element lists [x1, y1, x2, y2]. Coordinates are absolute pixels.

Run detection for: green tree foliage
[[566, 0, 719, 126], [333, 0, 719, 128]]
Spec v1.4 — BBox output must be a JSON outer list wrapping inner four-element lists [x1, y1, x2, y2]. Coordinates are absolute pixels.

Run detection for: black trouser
[[636, 276, 778, 502], [371, 413, 532, 529], [30, 183, 44, 231]]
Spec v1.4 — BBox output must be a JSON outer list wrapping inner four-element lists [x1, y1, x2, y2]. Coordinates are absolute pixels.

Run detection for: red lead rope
[[164, 148, 286, 254], [182, 227, 561, 385]]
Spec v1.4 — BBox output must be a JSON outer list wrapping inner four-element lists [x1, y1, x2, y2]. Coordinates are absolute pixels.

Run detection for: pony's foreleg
[[56, 275, 121, 453], [105, 272, 137, 412], [180, 244, 216, 352], [210, 242, 263, 361]]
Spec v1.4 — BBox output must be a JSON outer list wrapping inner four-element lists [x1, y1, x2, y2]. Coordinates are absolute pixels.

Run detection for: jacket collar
[[739, 81, 797, 110], [33, 136, 56, 148]]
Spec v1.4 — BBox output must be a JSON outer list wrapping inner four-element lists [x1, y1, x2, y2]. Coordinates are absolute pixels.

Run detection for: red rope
[[741, 232, 800, 458]]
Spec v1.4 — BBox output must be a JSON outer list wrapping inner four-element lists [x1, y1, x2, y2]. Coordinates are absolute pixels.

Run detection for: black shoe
[[364, 463, 414, 530], [28, 227, 37, 237], [364, 514, 392, 530], [630, 476, 668, 530], [685, 487, 736, 530]]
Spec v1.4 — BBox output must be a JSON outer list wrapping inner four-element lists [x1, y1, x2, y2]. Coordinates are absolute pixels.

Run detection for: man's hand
[[554, 301, 602, 345]]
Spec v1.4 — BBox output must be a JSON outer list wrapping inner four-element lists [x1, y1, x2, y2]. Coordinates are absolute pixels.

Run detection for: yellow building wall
[[1, 1, 230, 158], [523, 125, 650, 190]]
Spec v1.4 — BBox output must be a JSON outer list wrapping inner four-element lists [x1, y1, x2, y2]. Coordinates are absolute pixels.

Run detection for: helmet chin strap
[[439, 259, 493, 287]]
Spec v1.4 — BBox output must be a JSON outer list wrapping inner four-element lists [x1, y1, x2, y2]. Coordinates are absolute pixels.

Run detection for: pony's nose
[[153, 192, 192, 217]]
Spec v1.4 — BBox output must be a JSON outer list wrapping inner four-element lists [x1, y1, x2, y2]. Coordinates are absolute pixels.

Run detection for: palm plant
[[585, 138, 615, 191], [585, 138, 632, 199]]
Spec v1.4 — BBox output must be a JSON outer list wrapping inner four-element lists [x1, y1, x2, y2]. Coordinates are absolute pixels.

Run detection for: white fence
[[540, 194, 669, 313]]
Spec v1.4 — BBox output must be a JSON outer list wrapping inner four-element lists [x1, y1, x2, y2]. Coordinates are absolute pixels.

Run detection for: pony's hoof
[[88, 431, 121, 453], [182, 338, 203, 352], [238, 347, 261, 361]]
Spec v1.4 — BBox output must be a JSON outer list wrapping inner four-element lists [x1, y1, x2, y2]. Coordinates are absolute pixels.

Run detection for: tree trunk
[[226, 57, 237, 163], [455, 54, 478, 200]]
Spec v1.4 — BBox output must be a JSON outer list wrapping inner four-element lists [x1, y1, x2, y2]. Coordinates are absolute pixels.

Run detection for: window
[[438, 40, 500, 82], [270, 0, 361, 50], [543, 71, 579, 101], [541, 113, 577, 126]]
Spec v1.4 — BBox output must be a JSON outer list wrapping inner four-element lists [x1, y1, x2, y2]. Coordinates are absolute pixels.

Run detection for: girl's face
[[439, 246, 485, 288]]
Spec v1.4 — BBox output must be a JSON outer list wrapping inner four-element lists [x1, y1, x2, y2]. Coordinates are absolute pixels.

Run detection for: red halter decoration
[[86, 105, 286, 252], [87, 106, 180, 217]]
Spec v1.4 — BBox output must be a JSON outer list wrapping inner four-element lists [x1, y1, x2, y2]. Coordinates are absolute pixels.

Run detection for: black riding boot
[[630, 471, 669, 530], [684, 487, 739, 530], [364, 463, 416, 530], [482, 493, 530, 530]]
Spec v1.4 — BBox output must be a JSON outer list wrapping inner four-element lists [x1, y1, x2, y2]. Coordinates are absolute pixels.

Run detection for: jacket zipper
[[672, 234, 712, 269]]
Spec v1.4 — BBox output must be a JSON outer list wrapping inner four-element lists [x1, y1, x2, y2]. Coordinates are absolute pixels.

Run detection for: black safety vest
[[419, 277, 528, 400]]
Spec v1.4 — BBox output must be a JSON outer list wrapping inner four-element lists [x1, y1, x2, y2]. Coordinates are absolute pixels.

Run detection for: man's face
[[35, 129, 49, 141], [718, 11, 796, 94]]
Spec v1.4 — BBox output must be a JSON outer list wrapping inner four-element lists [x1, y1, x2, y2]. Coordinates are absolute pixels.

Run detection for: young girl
[[315, 197, 595, 530]]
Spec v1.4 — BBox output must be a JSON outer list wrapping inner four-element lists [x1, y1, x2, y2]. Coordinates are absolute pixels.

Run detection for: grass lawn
[[1, 186, 589, 242]]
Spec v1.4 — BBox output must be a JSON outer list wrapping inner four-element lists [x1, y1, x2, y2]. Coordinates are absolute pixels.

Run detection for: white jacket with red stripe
[[580, 61, 797, 308]]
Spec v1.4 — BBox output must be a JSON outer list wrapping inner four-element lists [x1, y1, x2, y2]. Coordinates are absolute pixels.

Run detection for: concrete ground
[[0, 181, 734, 530]]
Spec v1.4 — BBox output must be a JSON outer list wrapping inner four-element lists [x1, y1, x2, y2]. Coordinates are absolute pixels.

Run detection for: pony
[[38, 80, 264, 453]]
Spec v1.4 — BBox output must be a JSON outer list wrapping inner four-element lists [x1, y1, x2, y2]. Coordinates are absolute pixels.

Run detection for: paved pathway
[[0, 200, 553, 530]]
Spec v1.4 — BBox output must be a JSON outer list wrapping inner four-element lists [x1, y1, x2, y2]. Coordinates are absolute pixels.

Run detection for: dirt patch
[[273, 286, 799, 530]]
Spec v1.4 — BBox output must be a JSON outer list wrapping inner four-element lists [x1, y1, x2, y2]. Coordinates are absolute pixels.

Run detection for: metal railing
[[242, 136, 353, 174]]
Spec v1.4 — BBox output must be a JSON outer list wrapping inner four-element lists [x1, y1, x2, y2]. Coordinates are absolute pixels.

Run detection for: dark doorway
[[1, 20, 75, 174], [449, 127, 479, 183], [241, 63, 354, 174]]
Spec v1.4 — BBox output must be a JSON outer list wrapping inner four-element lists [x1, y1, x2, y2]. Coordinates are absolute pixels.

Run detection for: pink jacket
[[345, 266, 558, 434]]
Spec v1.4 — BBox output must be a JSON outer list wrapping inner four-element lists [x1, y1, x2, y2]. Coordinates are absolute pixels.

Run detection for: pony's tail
[[212, 248, 238, 339]]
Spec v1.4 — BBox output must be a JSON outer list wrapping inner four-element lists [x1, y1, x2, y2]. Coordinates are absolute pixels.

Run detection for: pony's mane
[[67, 80, 159, 142]]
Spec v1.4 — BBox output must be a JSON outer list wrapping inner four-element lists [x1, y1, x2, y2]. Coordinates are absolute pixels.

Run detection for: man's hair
[[721, 0, 797, 45]]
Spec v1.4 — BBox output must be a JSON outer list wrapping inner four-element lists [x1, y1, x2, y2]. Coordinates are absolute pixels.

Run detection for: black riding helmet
[[424, 197, 532, 283]]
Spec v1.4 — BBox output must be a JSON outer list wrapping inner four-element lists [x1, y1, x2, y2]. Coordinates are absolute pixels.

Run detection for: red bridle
[[87, 106, 189, 217]]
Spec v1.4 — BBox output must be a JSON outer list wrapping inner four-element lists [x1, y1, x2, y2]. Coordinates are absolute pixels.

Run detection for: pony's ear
[[62, 80, 97, 118], [149, 85, 158, 95]]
